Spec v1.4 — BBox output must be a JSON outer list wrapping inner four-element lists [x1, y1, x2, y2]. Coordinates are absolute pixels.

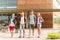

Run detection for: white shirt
[[20, 16, 24, 24]]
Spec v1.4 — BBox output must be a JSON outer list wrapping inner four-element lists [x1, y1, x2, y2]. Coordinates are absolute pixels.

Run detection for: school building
[[0, 0, 60, 29]]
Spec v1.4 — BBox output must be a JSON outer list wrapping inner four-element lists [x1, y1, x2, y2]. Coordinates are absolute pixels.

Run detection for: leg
[[19, 24, 22, 38], [32, 25, 34, 37], [9, 26, 14, 38], [11, 30, 14, 38], [23, 24, 25, 38], [10, 30, 12, 37], [37, 27, 40, 38], [37, 25, 41, 38], [10, 30, 13, 38], [32, 29, 34, 37], [29, 25, 31, 37]]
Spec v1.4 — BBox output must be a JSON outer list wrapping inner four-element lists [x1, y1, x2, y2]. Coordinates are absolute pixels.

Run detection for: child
[[19, 11, 26, 38], [9, 13, 16, 37], [29, 10, 35, 38], [37, 13, 44, 38]]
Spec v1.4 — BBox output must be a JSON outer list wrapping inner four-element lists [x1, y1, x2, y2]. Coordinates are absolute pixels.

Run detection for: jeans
[[20, 24, 25, 37]]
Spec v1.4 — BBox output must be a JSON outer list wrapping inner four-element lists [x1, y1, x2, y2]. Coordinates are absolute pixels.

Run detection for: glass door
[[53, 12, 60, 29]]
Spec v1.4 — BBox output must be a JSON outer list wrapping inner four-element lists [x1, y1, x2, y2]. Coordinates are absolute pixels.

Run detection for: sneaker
[[19, 36, 21, 38], [37, 36, 40, 38], [11, 35, 13, 38], [28, 36, 30, 38], [23, 36, 25, 38]]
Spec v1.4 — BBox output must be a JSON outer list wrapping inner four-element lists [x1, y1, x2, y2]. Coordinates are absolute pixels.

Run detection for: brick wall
[[18, 0, 53, 9], [18, 0, 53, 28]]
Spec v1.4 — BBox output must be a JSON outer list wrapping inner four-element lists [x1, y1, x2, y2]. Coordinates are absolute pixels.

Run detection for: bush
[[58, 31, 60, 33], [47, 32, 60, 39]]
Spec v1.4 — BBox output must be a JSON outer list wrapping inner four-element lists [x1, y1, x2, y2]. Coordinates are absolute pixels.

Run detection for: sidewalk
[[0, 29, 59, 40]]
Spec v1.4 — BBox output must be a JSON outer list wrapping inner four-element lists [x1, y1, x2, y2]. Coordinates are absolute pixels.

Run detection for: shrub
[[47, 32, 60, 39]]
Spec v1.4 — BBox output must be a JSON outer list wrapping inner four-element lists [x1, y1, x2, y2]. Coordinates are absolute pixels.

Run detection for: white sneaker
[[37, 36, 40, 38], [19, 36, 21, 38]]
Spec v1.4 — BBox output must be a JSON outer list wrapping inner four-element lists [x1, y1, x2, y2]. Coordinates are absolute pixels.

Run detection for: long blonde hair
[[37, 12, 44, 22]]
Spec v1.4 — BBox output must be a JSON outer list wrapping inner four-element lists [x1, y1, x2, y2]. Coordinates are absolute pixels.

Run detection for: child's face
[[31, 11, 34, 15], [37, 13, 41, 16], [22, 12, 24, 16], [12, 14, 15, 18]]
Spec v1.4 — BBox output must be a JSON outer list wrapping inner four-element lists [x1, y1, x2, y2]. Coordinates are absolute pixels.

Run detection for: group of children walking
[[9, 10, 44, 38]]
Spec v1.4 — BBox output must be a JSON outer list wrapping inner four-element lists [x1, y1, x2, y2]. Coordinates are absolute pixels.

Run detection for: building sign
[[18, 0, 52, 9], [0, 0, 17, 10]]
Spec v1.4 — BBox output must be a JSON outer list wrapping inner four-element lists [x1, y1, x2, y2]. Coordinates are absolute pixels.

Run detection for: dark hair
[[30, 9, 34, 12]]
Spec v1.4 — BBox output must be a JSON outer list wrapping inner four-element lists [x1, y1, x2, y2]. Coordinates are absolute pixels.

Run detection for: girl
[[37, 13, 44, 38], [9, 13, 16, 37]]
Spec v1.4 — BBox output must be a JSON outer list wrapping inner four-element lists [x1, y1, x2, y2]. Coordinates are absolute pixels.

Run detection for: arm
[[8, 17, 10, 27], [14, 17, 17, 25], [34, 15, 36, 27], [28, 16, 30, 24], [24, 17, 27, 24], [41, 17, 44, 22]]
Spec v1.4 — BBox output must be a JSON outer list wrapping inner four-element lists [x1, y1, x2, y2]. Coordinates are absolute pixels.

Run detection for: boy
[[29, 10, 35, 38]]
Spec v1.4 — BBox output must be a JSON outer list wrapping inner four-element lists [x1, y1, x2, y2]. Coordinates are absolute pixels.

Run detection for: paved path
[[0, 29, 59, 40]]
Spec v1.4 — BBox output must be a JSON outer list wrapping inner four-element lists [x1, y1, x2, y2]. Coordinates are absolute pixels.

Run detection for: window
[[0, 0, 17, 10], [53, 0, 60, 9]]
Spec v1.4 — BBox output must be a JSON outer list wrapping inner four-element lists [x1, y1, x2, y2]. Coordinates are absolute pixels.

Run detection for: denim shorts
[[37, 23, 42, 27]]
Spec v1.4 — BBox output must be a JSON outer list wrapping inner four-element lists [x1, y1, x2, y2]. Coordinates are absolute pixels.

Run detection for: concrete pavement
[[0, 29, 59, 40]]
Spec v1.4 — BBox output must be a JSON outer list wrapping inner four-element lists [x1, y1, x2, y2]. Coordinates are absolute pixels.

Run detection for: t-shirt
[[37, 16, 43, 24], [20, 16, 24, 24], [9, 18, 15, 26], [29, 14, 35, 24]]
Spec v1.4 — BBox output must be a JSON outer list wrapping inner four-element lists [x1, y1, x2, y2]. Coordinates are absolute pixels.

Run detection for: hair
[[11, 13, 15, 18], [30, 9, 34, 12]]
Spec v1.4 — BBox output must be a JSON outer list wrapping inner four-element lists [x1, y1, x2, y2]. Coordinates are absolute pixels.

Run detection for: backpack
[[37, 16, 44, 23]]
